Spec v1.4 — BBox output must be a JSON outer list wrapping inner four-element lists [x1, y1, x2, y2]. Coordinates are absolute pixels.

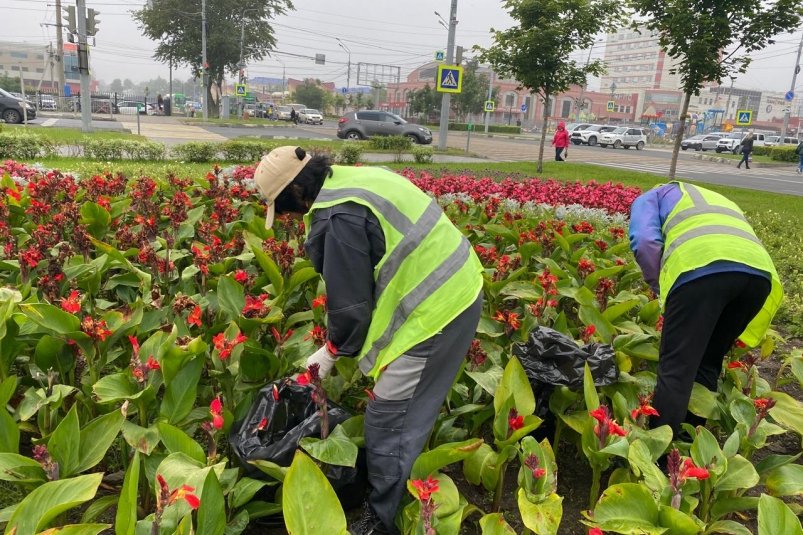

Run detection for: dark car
[[0, 87, 36, 123], [337, 110, 432, 144]]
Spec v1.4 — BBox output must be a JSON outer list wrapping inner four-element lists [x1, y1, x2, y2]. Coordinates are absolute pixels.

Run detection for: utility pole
[[201, 0, 209, 120], [780, 33, 803, 142], [724, 77, 735, 125], [76, 0, 92, 132], [437, 0, 458, 151], [337, 39, 351, 109], [55, 0, 66, 100], [484, 68, 493, 133]]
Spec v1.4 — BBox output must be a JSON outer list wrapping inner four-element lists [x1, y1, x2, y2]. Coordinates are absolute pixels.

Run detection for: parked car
[[565, 122, 594, 134], [298, 108, 323, 125], [716, 132, 769, 153], [38, 95, 57, 111], [0, 87, 36, 123], [116, 100, 154, 115], [598, 127, 648, 149], [681, 133, 723, 151], [337, 110, 433, 144], [570, 124, 617, 146], [276, 105, 292, 121], [764, 135, 799, 146]]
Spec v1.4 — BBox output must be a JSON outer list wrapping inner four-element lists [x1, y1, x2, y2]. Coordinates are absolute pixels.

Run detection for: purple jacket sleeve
[[628, 189, 665, 294]]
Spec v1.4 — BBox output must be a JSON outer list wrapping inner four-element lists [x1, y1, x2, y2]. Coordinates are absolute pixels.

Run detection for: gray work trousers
[[365, 293, 483, 534]]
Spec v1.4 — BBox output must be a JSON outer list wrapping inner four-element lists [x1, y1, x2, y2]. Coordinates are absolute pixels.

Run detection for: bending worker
[[629, 181, 782, 437], [254, 146, 483, 535]]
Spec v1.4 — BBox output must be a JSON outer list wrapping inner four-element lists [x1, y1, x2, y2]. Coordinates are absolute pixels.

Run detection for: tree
[[354, 93, 364, 110], [476, 0, 622, 172], [122, 79, 134, 90], [134, 0, 292, 117], [452, 60, 491, 122], [109, 79, 123, 92], [408, 84, 442, 118], [292, 79, 329, 110], [629, 0, 803, 179]]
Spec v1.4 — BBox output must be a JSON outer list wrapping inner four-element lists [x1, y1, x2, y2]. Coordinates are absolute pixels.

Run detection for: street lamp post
[[337, 38, 351, 110], [607, 82, 616, 124], [436, 2, 458, 151]]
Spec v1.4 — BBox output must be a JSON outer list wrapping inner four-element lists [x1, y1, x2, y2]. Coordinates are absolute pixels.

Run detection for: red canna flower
[[233, 269, 249, 284], [411, 476, 439, 502], [242, 294, 270, 318], [631, 393, 659, 421], [753, 397, 775, 411], [727, 360, 747, 370], [508, 408, 525, 433], [81, 316, 112, 342], [212, 332, 247, 360], [128, 335, 140, 357], [296, 371, 311, 386], [156, 473, 201, 510], [187, 305, 202, 327], [589, 528, 604, 535], [581, 324, 596, 343], [271, 326, 293, 346], [312, 294, 327, 310], [209, 397, 224, 430], [60, 290, 81, 314], [306, 325, 327, 346], [734, 339, 747, 349], [681, 458, 710, 480], [590, 405, 627, 447], [494, 310, 521, 332], [146, 356, 161, 370], [524, 453, 546, 479], [578, 257, 596, 278]]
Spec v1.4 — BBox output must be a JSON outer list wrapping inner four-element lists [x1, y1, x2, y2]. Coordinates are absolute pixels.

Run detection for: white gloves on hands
[[305, 345, 337, 379]]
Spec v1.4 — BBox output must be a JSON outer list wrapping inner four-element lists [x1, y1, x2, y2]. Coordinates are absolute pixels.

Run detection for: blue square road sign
[[436, 64, 463, 93]]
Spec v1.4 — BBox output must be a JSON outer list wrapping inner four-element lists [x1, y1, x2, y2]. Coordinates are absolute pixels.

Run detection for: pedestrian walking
[[253, 146, 484, 535], [737, 131, 753, 169], [629, 181, 782, 439], [795, 138, 803, 173], [157, 93, 164, 114], [290, 107, 297, 124], [268, 104, 274, 120], [551, 120, 570, 161]]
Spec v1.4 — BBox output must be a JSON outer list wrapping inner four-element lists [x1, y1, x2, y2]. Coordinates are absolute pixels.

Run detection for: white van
[[764, 136, 799, 147]]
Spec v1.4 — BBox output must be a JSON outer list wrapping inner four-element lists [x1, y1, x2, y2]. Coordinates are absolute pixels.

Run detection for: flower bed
[[0, 161, 800, 534]]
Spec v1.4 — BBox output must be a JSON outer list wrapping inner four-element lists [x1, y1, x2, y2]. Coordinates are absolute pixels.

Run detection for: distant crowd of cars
[[683, 131, 800, 153]]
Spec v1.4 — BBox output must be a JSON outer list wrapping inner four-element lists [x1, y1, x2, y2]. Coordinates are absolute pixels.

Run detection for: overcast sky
[[3, 0, 803, 94]]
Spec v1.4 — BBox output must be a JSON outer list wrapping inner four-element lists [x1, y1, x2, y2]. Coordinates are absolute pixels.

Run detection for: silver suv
[[598, 127, 648, 150], [337, 111, 433, 144], [570, 124, 617, 146]]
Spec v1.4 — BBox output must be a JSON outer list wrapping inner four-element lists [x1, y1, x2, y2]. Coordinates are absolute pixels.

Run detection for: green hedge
[[220, 140, 276, 162], [752, 145, 798, 161], [0, 132, 56, 160], [426, 122, 522, 134], [82, 139, 165, 161]]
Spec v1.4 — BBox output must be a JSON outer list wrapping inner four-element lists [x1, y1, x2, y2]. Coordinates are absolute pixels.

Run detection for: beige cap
[[253, 146, 311, 228]]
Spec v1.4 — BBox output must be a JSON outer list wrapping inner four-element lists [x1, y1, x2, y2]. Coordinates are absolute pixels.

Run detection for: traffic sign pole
[[484, 69, 493, 134], [438, 0, 458, 151], [781, 34, 803, 143]]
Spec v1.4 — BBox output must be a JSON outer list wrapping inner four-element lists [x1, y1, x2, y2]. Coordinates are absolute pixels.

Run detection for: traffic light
[[86, 8, 100, 36], [63, 5, 76, 33]]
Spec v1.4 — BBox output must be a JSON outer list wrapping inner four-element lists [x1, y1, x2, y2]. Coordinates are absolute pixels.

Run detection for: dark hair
[[273, 147, 333, 215]]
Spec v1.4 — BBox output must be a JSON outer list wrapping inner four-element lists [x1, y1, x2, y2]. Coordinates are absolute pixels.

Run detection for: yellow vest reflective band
[[304, 165, 484, 378], [659, 182, 783, 347]]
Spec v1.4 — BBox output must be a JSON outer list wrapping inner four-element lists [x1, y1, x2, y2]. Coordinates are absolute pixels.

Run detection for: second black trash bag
[[229, 379, 366, 509], [512, 326, 619, 389]]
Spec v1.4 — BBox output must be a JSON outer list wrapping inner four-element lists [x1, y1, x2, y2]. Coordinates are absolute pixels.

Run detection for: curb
[[690, 153, 792, 168], [179, 121, 298, 129]]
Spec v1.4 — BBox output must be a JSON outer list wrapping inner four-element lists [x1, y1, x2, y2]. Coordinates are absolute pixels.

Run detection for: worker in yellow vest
[[629, 182, 782, 438], [254, 146, 483, 535]]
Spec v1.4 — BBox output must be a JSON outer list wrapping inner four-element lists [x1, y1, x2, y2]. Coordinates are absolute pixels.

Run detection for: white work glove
[[305, 345, 337, 379]]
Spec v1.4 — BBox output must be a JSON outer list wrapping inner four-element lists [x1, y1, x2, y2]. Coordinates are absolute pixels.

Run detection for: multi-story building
[[0, 41, 84, 93], [600, 27, 680, 93]]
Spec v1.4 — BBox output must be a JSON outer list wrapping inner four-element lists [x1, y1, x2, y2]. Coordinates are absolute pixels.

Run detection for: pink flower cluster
[[402, 171, 641, 214]]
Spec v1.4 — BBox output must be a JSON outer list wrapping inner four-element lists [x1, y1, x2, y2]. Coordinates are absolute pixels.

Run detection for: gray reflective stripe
[[374, 199, 443, 299], [685, 183, 708, 206], [359, 238, 471, 374], [661, 225, 763, 268], [315, 187, 413, 233], [663, 205, 747, 234]]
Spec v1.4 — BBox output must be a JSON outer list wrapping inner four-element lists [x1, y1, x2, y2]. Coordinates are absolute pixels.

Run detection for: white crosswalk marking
[[40, 119, 58, 127]]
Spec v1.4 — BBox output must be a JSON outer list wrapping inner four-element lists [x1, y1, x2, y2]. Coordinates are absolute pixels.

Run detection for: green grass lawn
[[705, 151, 778, 163], [229, 137, 476, 157], [3, 124, 145, 143]]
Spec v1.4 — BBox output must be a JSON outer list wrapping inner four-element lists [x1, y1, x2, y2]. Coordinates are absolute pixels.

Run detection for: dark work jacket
[[740, 137, 754, 152], [304, 202, 385, 357]]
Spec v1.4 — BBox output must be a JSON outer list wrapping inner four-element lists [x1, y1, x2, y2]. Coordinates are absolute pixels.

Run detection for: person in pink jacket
[[551, 120, 570, 161]]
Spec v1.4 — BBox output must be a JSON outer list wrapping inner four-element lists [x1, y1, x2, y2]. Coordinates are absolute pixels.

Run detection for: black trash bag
[[230, 379, 366, 510], [513, 326, 619, 389], [513, 327, 619, 442]]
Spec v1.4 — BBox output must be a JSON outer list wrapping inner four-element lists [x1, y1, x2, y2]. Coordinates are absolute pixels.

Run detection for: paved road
[[23, 116, 803, 196]]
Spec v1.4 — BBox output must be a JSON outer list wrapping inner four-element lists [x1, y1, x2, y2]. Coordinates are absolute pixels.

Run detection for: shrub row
[[426, 122, 522, 134], [83, 139, 166, 161], [752, 145, 798, 162], [0, 132, 56, 160]]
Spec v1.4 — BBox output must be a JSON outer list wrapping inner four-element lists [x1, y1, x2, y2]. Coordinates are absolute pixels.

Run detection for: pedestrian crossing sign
[[735, 109, 753, 126], [436, 64, 463, 93], [607, 101, 615, 112], [484, 100, 495, 112], [235, 84, 247, 97]]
